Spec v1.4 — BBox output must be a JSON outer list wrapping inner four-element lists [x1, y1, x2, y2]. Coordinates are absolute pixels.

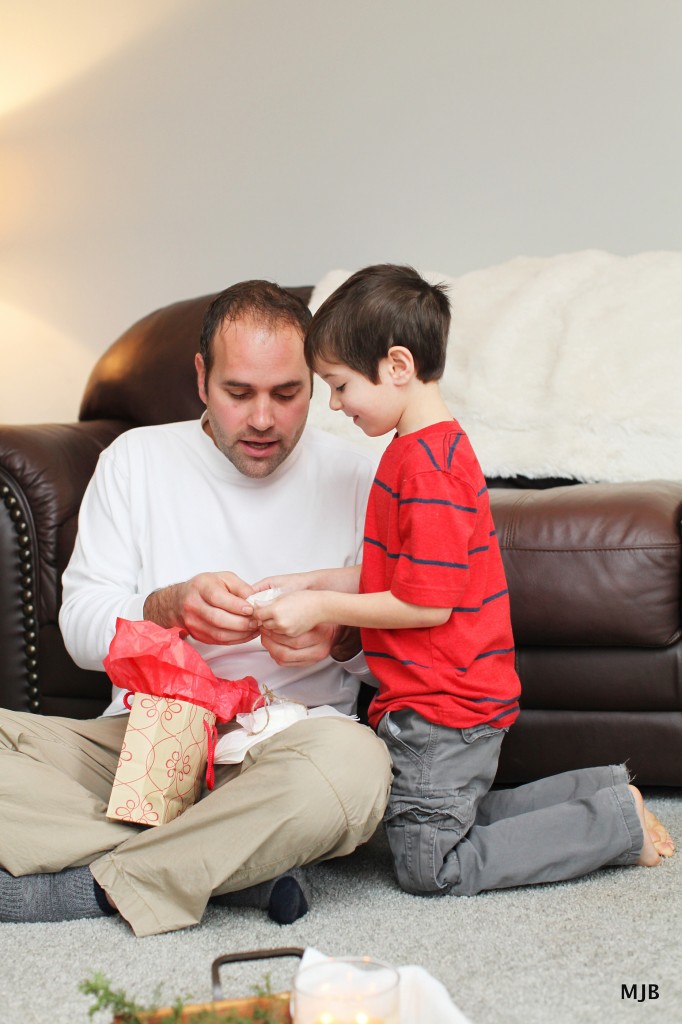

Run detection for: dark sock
[[267, 873, 309, 925], [93, 879, 117, 917], [212, 867, 310, 924], [0, 866, 115, 924]]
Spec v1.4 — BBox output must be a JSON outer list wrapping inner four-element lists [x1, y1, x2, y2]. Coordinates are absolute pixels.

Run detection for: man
[[0, 281, 392, 937]]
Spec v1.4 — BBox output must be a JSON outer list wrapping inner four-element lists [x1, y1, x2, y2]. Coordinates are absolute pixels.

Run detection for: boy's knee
[[385, 819, 444, 894], [384, 795, 469, 895]]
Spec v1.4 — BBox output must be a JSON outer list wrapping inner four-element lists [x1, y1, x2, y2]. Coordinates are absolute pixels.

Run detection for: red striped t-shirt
[[361, 420, 520, 731]]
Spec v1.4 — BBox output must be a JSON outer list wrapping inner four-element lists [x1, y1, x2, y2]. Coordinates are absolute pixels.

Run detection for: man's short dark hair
[[305, 264, 451, 383], [199, 280, 312, 379]]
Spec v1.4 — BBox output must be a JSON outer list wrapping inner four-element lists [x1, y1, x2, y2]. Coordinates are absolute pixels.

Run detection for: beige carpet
[[1, 789, 680, 1024]]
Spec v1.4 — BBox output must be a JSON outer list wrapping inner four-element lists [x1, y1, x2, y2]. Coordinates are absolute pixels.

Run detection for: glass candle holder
[[292, 956, 400, 1024]]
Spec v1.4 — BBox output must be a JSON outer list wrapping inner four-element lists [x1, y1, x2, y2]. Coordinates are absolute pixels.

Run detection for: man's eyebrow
[[222, 379, 305, 389]]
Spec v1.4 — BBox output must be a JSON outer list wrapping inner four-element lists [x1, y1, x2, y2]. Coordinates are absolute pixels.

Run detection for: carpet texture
[[1, 789, 680, 1024]]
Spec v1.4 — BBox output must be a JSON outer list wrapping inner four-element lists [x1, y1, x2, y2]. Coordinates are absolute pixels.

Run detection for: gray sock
[[212, 867, 310, 924], [0, 866, 115, 923]]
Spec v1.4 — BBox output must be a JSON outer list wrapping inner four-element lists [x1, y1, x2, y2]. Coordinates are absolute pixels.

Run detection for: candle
[[292, 957, 400, 1024], [312, 1015, 386, 1024]]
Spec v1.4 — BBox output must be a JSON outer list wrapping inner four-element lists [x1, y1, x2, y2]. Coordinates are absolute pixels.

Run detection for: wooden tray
[[114, 947, 303, 1023]]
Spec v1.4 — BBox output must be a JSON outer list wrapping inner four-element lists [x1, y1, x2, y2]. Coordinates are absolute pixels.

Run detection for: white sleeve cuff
[[119, 594, 148, 623], [332, 649, 377, 684]]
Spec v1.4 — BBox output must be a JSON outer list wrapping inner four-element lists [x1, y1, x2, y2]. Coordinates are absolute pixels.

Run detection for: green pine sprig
[[79, 972, 283, 1024]]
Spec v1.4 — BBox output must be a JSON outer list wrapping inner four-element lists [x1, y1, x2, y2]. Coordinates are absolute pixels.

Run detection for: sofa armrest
[[0, 419, 130, 715]]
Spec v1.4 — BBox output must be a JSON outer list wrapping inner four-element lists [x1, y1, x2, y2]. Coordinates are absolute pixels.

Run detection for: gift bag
[[104, 618, 261, 827]]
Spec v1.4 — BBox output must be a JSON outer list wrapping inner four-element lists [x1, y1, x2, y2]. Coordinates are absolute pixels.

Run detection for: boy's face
[[316, 357, 405, 437]]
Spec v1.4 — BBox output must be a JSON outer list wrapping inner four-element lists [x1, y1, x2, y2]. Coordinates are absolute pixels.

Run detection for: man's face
[[196, 316, 312, 478]]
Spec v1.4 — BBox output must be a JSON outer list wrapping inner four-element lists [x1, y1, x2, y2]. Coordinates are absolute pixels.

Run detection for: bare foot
[[644, 806, 675, 858], [628, 786, 661, 866]]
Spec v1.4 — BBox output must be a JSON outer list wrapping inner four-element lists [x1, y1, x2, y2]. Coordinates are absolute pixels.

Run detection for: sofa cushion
[[491, 481, 682, 648]]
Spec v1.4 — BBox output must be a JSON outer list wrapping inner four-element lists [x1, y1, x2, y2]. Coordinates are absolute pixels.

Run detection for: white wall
[[2, 0, 681, 423]]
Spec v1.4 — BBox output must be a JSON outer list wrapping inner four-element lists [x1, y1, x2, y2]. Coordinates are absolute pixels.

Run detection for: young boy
[[252, 264, 674, 897]]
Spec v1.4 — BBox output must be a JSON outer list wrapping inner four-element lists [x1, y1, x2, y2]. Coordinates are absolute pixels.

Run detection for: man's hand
[[260, 622, 342, 667], [329, 625, 362, 662], [143, 571, 260, 646]]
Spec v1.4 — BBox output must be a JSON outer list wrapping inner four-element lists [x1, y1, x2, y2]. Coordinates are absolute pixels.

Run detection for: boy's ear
[[385, 346, 415, 384]]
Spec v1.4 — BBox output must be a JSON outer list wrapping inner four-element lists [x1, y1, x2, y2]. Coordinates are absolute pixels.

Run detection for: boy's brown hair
[[305, 264, 451, 383]]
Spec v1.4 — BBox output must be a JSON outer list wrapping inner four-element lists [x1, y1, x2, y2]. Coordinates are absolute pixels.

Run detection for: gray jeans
[[377, 709, 643, 896]]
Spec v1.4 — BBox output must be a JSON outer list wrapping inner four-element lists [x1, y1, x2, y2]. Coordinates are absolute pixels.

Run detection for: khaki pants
[[0, 709, 392, 936]]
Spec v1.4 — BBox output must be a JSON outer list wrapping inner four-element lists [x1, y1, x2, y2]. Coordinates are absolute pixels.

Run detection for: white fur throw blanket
[[307, 251, 682, 483]]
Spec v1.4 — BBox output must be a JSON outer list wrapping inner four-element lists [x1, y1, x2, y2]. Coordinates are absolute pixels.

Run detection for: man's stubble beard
[[206, 412, 308, 479]]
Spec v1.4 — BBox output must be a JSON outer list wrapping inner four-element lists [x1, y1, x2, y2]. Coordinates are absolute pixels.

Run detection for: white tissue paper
[[213, 705, 357, 765]]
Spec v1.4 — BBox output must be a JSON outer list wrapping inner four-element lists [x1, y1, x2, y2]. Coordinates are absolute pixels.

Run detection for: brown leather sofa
[[2, 289, 681, 785]]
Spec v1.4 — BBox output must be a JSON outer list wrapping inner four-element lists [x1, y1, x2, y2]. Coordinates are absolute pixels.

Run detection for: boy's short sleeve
[[390, 469, 478, 607]]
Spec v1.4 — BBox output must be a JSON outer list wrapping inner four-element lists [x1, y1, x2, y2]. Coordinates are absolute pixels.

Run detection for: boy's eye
[[228, 391, 250, 401], [335, 384, 346, 393], [274, 392, 297, 402]]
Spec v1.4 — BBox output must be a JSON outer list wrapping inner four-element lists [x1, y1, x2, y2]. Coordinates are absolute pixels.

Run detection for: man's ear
[[385, 346, 415, 384], [195, 353, 208, 405]]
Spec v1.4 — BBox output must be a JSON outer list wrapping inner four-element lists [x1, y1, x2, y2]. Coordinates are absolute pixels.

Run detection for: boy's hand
[[250, 570, 322, 595], [251, 591, 323, 637]]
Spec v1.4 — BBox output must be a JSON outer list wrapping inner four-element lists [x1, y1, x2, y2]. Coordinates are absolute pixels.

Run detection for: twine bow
[[248, 685, 309, 734]]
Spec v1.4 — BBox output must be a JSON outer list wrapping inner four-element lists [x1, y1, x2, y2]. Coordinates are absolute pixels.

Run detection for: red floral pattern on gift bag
[[103, 618, 260, 827], [106, 694, 217, 826]]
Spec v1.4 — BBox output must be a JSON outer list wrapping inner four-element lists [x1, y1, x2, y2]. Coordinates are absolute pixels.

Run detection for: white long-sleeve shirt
[[60, 418, 378, 716]]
